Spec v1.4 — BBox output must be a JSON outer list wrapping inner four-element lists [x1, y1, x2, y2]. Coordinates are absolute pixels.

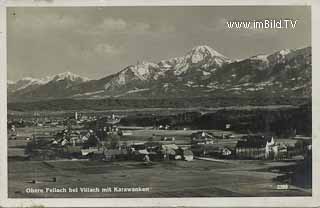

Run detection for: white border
[[0, 0, 319, 207]]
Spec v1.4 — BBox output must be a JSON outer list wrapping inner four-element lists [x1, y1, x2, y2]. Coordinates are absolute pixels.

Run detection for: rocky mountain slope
[[8, 45, 311, 101]]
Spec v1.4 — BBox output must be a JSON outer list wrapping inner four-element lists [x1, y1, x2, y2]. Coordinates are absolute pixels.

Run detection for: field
[[8, 159, 311, 198], [7, 96, 310, 112]]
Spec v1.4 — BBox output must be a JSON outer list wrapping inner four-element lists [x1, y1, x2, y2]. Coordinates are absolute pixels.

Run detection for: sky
[[7, 6, 311, 81]]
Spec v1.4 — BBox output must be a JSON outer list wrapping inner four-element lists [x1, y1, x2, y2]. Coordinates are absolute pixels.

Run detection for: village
[[7, 111, 312, 197], [7, 111, 312, 162]]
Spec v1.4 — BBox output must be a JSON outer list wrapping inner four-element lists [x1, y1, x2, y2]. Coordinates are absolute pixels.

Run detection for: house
[[235, 136, 277, 159], [81, 135, 89, 142], [277, 143, 288, 160], [61, 139, 68, 146], [128, 143, 151, 161], [191, 131, 214, 145], [221, 147, 232, 156], [161, 144, 179, 159], [182, 149, 194, 161]]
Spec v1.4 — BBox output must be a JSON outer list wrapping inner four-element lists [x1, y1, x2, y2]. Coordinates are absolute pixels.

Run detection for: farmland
[[8, 158, 311, 198], [8, 126, 311, 198]]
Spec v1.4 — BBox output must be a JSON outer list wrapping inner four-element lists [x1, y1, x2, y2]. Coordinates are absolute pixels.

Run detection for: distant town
[[8, 111, 311, 161]]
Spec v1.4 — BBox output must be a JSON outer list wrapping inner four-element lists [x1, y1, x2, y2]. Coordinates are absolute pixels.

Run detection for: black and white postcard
[[0, 0, 319, 207]]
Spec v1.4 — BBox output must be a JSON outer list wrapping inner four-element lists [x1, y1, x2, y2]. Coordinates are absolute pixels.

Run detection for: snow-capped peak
[[186, 45, 230, 66], [267, 48, 294, 59], [189, 45, 228, 59], [21, 77, 41, 82], [249, 48, 294, 63], [136, 61, 158, 69], [52, 71, 90, 82], [250, 54, 269, 62], [156, 45, 231, 76], [119, 61, 159, 81], [278, 49, 291, 56], [9, 72, 90, 93], [11, 77, 45, 91]]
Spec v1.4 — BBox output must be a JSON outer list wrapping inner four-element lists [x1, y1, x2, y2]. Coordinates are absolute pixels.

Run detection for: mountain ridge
[[8, 45, 311, 102]]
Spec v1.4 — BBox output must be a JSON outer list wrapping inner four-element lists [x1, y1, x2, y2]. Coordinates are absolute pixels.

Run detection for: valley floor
[[8, 159, 311, 198]]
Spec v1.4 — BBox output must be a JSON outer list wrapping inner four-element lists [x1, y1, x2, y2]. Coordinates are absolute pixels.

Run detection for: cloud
[[9, 10, 172, 39], [86, 17, 151, 36], [94, 43, 122, 55], [10, 12, 78, 32]]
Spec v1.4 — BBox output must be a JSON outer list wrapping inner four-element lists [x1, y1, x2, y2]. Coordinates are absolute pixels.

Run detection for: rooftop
[[236, 136, 273, 148]]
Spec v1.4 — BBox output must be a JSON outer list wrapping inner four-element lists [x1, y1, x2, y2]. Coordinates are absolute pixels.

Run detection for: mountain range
[[8, 45, 311, 102]]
